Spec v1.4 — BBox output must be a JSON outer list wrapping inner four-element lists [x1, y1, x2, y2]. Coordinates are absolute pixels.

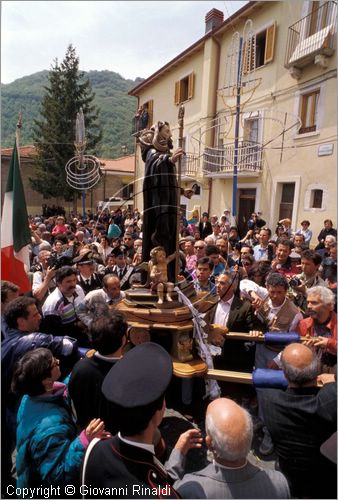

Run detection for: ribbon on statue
[[174, 286, 221, 399]]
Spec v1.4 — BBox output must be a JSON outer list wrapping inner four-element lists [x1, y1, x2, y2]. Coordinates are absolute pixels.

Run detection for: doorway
[[278, 183, 295, 221], [238, 188, 256, 238]]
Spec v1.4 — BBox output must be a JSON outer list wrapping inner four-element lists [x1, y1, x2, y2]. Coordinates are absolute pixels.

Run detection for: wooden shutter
[[147, 100, 153, 127], [264, 22, 276, 64], [242, 40, 249, 74], [188, 73, 195, 99], [174, 81, 181, 105], [242, 38, 254, 74]]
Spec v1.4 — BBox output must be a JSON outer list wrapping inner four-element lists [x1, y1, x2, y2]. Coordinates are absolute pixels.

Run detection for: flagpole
[[16, 112, 23, 153], [1, 112, 32, 293]]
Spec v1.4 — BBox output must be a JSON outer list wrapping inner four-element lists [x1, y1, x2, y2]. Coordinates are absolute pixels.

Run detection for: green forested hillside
[[1, 70, 143, 157]]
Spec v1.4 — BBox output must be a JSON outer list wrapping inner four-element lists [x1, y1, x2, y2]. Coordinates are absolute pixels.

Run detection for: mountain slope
[[1, 70, 143, 157]]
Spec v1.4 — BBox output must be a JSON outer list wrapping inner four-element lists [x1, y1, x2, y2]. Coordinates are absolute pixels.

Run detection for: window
[[139, 100, 153, 129], [299, 89, 319, 134], [308, 1, 330, 36], [243, 22, 276, 72], [311, 189, 323, 208], [174, 73, 195, 105], [122, 184, 133, 199]]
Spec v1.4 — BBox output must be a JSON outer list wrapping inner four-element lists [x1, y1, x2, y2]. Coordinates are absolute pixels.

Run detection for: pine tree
[[30, 44, 102, 202]]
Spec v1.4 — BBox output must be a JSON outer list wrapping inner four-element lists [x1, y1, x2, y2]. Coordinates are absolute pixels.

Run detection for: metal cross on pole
[[65, 108, 101, 217]]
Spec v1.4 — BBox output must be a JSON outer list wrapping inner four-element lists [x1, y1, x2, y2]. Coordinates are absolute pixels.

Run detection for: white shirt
[[214, 295, 235, 326], [118, 432, 154, 454]]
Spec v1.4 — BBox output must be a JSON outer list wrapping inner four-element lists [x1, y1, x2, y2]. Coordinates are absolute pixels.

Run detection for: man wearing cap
[[110, 247, 135, 291], [74, 249, 103, 295], [82, 343, 202, 498]]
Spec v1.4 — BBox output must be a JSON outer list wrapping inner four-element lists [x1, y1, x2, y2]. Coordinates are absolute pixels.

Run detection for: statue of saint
[[137, 121, 185, 282]]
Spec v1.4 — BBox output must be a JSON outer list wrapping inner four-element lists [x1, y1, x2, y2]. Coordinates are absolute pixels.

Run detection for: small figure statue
[[177, 333, 193, 362], [149, 246, 176, 304]]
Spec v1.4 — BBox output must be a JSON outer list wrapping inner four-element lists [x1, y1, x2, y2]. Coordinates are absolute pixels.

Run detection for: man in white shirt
[[76, 274, 125, 327], [253, 227, 271, 262], [211, 272, 264, 372]]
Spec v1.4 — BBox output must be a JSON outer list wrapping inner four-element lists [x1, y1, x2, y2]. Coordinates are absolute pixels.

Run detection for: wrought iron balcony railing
[[203, 141, 263, 175], [285, 1, 337, 69], [180, 153, 200, 178]]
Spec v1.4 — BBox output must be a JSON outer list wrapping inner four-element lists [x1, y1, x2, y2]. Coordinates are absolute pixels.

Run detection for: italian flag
[[1, 138, 31, 293]]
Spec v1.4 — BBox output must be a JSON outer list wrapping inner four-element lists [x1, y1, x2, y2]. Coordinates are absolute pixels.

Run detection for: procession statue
[[137, 121, 185, 283]]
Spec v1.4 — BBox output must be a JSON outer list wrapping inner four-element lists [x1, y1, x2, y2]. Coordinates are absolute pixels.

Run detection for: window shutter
[[188, 73, 195, 99], [242, 39, 254, 74], [174, 81, 181, 105], [147, 100, 153, 127], [264, 22, 276, 64]]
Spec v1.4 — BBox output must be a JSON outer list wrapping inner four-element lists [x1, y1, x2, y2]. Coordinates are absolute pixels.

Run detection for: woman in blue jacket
[[12, 348, 106, 495]]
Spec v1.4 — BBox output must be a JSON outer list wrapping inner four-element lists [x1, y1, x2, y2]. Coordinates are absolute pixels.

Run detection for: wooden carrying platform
[[114, 290, 216, 378]]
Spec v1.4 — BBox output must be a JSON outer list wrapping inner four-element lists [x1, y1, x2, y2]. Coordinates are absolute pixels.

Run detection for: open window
[[243, 22, 276, 72], [174, 73, 195, 105]]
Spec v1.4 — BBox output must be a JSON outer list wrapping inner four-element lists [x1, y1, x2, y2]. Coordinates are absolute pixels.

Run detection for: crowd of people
[[1, 205, 337, 499]]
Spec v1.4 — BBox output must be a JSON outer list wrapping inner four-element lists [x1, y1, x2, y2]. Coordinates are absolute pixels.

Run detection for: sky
[[1, 1, 247, 84]]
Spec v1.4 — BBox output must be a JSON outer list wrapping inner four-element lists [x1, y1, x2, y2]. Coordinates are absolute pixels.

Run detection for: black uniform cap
[[111, 246, 127, 258], [102, 342, 172, 407]]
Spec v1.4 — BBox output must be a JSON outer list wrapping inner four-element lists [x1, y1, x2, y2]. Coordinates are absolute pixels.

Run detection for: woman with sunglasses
[[12, 348, 106, 493]]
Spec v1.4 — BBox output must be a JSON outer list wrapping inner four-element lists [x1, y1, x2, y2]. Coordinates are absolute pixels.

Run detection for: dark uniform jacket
[[77, 273, 103, 295], [211, 295, 265, 372], [83, 435, 181, 498], [68, 354, 118, 432], [260, 383, 337, 499]]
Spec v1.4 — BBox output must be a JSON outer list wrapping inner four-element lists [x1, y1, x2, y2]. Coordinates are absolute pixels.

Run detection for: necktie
[[85, 279, 90, 287], [119, 270, 123, 279]]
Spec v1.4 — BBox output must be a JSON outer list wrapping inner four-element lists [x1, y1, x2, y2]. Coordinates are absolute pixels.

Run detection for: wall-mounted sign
[[318, 144, 334, 157]]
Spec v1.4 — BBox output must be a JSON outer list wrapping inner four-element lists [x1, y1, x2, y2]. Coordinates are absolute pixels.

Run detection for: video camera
[[47, 250, 73, 270]]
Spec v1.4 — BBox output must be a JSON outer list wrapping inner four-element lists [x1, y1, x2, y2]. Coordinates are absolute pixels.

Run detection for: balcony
[[180, 153, 200, 179], [202, 141, 263, 177], [285, 1, 337, 75]]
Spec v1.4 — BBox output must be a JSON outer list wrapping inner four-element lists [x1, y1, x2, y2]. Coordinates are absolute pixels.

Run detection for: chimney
[[205, 8, 224, 34]]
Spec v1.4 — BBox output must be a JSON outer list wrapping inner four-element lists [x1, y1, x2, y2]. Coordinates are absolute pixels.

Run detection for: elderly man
[[260, 343, 337, 499], [76, 274, 125, 327], [174, 398, 290, 499], [299, 285, 337, 371]]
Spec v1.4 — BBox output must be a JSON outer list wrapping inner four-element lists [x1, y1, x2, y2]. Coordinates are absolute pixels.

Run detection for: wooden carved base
[[114, 290, 215, 378]]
